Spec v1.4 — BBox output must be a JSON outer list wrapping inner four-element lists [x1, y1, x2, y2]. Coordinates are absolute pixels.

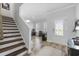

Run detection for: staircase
[[0, 16, 28, 56]]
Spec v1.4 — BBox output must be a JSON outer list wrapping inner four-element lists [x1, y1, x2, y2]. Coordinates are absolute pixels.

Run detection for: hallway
[[1, 3, 79, 56]]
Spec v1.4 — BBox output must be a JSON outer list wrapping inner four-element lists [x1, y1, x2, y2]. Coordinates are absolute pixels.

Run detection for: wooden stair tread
[[3, 30, 19, 33], [6, 47, 27, 56], [2, 21, 15, 23], [3, 31, 20, 34], [3, 18, 14, 20], [0, 43, 25, 53], [3, 29, 18, 30], [2, 23, 16, 25], [2, 20, 15, 22], [3, 24, 16, 26], [4, 34, 21, 38], [2, 22, 16, 24], [3, 25, 17, 27], [0, 38, 23, 45], [2, 16, 14, 20], [0, 36, 22, 42]]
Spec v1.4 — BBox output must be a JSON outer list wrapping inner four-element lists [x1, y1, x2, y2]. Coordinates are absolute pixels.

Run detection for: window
[[43, 22, 47, 32], [55, 20, 64, 36]]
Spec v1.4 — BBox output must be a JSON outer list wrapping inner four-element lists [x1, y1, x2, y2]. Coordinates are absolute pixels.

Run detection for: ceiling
[[19, 3, 76, 22]]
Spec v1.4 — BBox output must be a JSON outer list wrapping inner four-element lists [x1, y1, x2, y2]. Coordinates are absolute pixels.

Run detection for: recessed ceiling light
[[26, 20, 30, 23]]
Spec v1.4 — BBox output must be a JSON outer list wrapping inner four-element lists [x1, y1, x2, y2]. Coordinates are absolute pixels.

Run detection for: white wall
[[29, 5, 77, 46], [19, 3, 77, 47], [76, 4, 79, 19], [47, 6, 77, 46], [1, 3, 14, 18]]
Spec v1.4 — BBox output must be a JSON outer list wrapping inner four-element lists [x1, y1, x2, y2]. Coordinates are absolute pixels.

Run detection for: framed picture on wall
[[2, 3, 10, 10]]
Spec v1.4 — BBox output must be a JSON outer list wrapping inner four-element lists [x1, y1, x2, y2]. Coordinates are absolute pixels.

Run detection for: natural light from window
[[55, 20, 64, 36]]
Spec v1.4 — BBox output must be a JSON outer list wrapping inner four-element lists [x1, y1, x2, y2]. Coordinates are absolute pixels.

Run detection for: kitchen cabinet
[[68, 47, 79, 56]]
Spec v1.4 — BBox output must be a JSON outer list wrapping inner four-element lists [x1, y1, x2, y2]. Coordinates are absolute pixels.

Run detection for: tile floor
[[31, 36, 68, 56]]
